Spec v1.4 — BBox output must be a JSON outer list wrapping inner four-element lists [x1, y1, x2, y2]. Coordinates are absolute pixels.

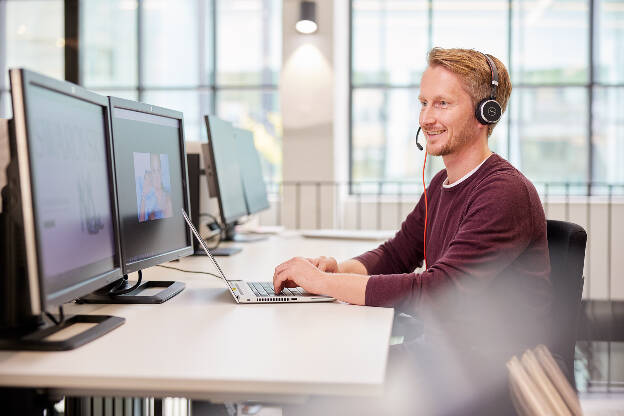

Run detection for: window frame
[[349, 0, 624, 196]]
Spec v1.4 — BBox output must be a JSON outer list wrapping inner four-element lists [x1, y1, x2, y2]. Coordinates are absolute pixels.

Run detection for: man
[[275, 48, 552, 414], [138, 153, 173, 222]]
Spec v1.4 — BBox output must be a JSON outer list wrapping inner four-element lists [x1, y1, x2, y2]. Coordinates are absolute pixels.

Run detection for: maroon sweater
[[355, 154, 552, 351]]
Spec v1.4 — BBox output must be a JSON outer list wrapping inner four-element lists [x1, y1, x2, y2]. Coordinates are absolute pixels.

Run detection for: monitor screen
[[204, 115, 247, 225], [233, 128, 269, 215], [109, 98, 192, 273], [10, 69, 122, 311]]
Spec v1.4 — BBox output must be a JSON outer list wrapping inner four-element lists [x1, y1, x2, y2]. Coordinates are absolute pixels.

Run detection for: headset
[[415, 52, 502, 269], [475, 53, 502, 125]]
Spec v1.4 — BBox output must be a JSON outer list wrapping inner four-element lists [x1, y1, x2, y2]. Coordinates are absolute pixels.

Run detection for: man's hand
[[273, 257, 328, 295], [306, 256, 339, 273]]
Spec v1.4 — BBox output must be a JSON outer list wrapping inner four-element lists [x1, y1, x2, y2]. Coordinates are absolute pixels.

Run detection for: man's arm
[[308, 256, 368, 274], [337, 259, 368, 275]]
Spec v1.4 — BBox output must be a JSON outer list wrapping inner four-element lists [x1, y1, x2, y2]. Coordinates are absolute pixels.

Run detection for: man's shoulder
[[478, 154, 537, 193], [469, 156, 544, 219]]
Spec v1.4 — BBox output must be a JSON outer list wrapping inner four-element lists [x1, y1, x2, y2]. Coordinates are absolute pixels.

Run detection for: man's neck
[[442, 138, 492, 185]]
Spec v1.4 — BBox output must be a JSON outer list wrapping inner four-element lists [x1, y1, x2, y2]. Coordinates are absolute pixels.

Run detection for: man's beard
[[427, 118, 473, 156]]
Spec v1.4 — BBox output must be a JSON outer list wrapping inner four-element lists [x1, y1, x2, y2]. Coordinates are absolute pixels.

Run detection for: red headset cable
[[422, 149, 428, 270]]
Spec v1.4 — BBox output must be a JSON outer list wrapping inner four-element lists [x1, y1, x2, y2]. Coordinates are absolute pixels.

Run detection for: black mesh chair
[[546, 220, 587, 390]]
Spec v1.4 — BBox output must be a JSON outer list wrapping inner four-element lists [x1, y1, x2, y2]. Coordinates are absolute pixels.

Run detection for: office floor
[[580, 392, 624, 416], [577, 341, 624, 415]]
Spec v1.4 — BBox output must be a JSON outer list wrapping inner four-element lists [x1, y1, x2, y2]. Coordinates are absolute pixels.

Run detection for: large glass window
[[80, 0, 137, 88], [215, 0, 282, 180], [216, 88, 281, 179], [78, 0, 282, 181], [1, 0, 281, 180], [350, 0, 623, 194], [0, 0, 64, 117]]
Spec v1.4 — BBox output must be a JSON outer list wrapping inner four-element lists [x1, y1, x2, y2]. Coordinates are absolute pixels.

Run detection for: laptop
[[182, 210, 335, 304]]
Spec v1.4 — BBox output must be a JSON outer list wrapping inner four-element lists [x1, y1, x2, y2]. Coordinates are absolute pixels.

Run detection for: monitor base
[[0, 314, 125, 351], [80, 280, 185, 304], [193, 246, 242, 256], [231, 233, 268, 243]]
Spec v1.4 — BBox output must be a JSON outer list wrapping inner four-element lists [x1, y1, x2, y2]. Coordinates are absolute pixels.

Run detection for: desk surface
[[0, 233, 394, 402]]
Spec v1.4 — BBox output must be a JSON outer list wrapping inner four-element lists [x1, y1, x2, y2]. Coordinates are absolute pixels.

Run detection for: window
[[350, 0, 624, 194], [79, 0, 281, 181], [0, 0, 64, 119]]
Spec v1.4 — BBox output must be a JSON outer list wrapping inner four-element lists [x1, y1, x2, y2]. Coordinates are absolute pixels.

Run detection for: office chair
[[546, 220, 587, 390]]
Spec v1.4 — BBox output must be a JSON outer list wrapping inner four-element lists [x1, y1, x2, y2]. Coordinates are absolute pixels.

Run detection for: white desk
[[0, 234, 394, 403]]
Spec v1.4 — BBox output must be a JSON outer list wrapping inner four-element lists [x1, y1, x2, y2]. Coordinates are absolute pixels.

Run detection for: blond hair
[[427, 47, 512, 136]]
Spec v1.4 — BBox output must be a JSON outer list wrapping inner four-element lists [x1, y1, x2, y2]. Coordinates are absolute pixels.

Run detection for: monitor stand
[[192, 223, 244, 256], [231, 233, 268, 243], [194, 246, 242, 256], [223, 222, 267, 243], [79, 270, 185, 304], [0, 312, 125, 351]]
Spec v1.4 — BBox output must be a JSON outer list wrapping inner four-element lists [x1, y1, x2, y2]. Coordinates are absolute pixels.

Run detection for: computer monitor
[[0, 68, 125, 350], [232, 127, 270, 216], [202, 115, 247, 253], [84, 97, 193, 303]]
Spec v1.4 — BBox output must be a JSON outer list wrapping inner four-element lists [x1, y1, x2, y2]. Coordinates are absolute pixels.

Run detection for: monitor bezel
[[108, 96, 193, 274], [204, 115, 248, 226], [9, 68, 124, 314]]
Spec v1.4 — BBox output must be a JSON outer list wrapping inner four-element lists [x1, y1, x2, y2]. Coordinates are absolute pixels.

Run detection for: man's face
[[418, 65, 480, 156], [150, 154, 163, 190]]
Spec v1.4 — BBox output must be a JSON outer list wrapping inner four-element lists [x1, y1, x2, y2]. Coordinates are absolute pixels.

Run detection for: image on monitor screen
[[134, 152, 173, 222]]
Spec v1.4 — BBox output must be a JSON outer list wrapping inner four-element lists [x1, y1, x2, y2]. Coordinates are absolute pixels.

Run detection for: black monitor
[[201, 115, 247, 254], [204, 115, 247, 225], [0, 68, 125, 350], [82, 97, 193, 303], [232, 127, 270, 216]]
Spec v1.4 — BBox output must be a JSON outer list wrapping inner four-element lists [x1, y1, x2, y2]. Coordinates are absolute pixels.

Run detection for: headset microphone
[[415, 127, 423, 151]]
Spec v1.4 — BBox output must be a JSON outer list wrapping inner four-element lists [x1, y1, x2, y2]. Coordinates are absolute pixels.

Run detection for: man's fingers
[[306, 257, 320, 267], [274, 267, 293, 293]]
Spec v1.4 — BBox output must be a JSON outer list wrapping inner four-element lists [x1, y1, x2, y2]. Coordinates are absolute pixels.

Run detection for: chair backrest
[[546, 220, 587, 388]]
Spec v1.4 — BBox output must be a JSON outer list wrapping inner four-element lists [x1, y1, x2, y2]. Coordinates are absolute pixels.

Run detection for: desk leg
[[0, 387, 61, 415], [154, 398, 162, 416], [191, 400, 235, 416]]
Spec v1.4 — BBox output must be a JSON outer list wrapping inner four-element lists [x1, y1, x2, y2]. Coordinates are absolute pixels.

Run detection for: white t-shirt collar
[[443, 154, 493, 188]]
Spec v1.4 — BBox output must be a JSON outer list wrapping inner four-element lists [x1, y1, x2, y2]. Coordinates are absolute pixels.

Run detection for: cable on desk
[[108, 270, 143, 296], [45, 305, 65, 326], [156, 264, 222, 279], [199, 212, 219, 223], [197, 212, 224, 250]]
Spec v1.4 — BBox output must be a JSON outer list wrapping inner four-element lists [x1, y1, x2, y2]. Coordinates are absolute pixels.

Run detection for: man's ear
[[474, 119, 489, 136]]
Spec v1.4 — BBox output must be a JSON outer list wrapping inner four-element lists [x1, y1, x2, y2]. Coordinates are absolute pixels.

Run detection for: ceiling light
[[296, 1, 318, 34]]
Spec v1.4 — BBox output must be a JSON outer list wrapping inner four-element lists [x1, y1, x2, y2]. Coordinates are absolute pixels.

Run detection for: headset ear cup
[[475, 98, 502, 125]]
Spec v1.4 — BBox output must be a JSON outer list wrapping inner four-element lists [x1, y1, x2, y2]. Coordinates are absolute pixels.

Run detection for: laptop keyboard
[[248, 281, 307, 297]]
